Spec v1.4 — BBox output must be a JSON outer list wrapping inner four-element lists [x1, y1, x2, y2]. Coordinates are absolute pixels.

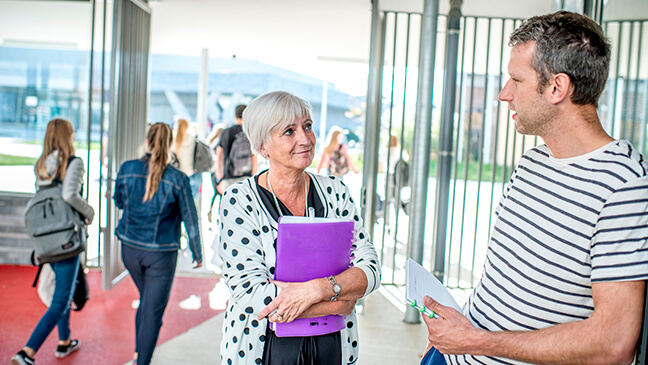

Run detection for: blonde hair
[[173, 118, 189, 154], [324, 130, 343, 155], [144, 123, 172, 202], [35, 118, 75, 181], [208, 125, 224, 145], [389, 134, 399, 148]]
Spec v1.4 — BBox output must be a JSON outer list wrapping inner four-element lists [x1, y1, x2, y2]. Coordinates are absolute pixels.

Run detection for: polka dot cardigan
[[218, 173, 381, 364]]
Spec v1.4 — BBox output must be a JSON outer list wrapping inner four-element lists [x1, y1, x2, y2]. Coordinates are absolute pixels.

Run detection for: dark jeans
[[189, 172, 203, 198], [421, 347, 447, 365], [25, 255, 80, 352], [122, 244, 177, 365]]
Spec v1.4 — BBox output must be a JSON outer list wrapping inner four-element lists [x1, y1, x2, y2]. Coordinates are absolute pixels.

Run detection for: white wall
[[148, 0, 373, 92], [380, 0, 556, 19], [0, 1, 93, 49], [604, 0, 648, 20]]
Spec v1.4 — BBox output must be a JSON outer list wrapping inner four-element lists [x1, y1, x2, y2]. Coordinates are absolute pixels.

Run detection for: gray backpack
[[227, 130, 253, 177], [193, 139, 214, 173], [24, 174, 86, 264]]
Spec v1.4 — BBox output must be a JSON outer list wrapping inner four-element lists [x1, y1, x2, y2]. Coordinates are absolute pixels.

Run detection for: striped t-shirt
[[446, 140, 648, 365]]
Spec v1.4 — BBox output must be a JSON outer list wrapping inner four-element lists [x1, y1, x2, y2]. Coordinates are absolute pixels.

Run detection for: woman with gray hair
[[218, 91, 381, 364]]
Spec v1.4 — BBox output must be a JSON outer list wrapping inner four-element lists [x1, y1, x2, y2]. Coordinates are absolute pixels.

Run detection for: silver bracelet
[[328, 275, 341, 301]]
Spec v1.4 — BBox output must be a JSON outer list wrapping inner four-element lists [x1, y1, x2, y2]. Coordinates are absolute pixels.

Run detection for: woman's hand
[[257, 279, 326, 323]]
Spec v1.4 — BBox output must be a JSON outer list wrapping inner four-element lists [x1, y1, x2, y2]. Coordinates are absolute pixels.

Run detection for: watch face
[[333, 283, 341, 294]]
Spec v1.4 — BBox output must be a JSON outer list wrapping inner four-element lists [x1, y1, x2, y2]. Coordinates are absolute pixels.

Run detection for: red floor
[[0, 264, 223, 364]]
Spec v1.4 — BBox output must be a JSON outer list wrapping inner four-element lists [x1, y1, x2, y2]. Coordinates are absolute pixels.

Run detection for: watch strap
[[328, 275, 341, 301]]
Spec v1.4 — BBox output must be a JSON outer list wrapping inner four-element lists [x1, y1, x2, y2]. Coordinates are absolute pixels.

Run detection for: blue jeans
[[122, 244, 177, 365], [189, 172, 203, 198], [26, 255, 80, 352], [421, 347, 447, 365]]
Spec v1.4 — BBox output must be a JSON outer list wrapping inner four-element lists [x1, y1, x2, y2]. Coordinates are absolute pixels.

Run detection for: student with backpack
[[12, 118, 94, 365], [114, 122, 202, 365], [172, 117, 202, 197], [317, 128, 359, 179], [206, 123, 225, 223], [214, 104, 258, 194]]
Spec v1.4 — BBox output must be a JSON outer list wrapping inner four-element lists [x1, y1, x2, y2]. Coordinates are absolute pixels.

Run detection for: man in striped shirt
[[421, 11, 648, 365]]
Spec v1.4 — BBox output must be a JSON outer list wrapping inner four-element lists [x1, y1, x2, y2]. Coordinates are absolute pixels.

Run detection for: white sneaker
[[11, 351, 35, 365]]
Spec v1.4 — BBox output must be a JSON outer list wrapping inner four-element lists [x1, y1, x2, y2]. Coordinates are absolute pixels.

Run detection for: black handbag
[[72, 263, 89, 311], [30, 259, 89, 311]]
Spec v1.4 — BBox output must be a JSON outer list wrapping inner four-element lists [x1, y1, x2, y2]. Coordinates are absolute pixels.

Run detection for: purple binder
[[270, 216, 354, 337]]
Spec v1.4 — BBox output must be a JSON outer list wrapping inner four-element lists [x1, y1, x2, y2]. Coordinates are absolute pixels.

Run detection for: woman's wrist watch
[[328, 275, 341, 301]]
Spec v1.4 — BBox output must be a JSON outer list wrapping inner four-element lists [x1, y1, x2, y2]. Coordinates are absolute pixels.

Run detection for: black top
[[254, 172, 325, 222]]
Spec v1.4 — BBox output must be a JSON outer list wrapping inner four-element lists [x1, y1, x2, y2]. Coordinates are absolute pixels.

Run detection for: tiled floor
[[149, 286, 431, 365]]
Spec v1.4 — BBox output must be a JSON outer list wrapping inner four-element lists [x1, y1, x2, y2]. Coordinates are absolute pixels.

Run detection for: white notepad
[[405, 258, 463, 318]]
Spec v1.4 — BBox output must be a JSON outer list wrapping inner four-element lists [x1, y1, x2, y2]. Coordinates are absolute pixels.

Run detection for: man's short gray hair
[[242, 91, 313, 154], [509, 11, 611, 106]]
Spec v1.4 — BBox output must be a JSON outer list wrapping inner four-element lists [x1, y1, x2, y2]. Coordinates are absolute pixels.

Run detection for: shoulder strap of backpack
[[51, 155, 79, 185], [32, 262, 43, 288]]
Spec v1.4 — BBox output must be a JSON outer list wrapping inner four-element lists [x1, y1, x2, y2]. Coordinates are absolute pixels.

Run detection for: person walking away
[[206, 123, 225, 223], [114, 122, 203, 365], [12, 118, 94, 365], [317, 128, 359, 179], [379, 134, 409, 231], [173, 117, 202, 197], [214, 104, 258, 194]]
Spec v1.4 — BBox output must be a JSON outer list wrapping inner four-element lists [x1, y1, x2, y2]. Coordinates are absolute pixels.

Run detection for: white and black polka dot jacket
[[218, 173, 381, 365]]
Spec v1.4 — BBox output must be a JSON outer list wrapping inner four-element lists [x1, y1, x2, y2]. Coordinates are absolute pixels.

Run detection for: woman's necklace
[[266, 172, 308, 217]]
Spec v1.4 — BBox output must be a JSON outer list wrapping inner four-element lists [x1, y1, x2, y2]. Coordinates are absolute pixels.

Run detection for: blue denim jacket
[[114, 155, 202, 262]]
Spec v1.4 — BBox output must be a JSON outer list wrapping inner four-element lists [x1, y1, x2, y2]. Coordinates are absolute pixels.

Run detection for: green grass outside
[[20, 140, 101, 150], [354, 153, 512, 183], [0, 154, 38, 166], [449, 160, 510, 184]]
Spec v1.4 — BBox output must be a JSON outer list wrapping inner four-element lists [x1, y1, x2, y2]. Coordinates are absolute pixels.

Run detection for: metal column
[[362, 0, 386, 239], [104, 0, 151, 290], [404, 0, 440, 324], [583, 0, 605, 24], [197, 48, 209, 140], [85, 0, 97, 204], [432, 0, 462, 284], [319, 81, 328, 151]]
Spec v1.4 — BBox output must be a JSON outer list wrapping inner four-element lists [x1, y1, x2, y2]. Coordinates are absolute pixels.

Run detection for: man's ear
[[547, 73, 571, 104]]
